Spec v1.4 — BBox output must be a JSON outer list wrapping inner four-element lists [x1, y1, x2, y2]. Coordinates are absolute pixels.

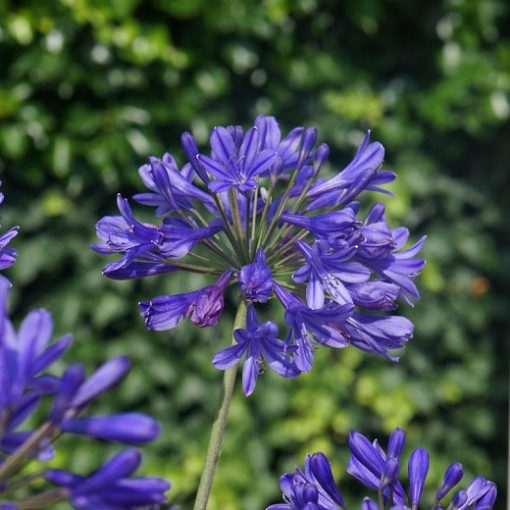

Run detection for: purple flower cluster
[[94, 116, 425, 394], [267, 428, 497, 510], [0, 279, 170, 509]]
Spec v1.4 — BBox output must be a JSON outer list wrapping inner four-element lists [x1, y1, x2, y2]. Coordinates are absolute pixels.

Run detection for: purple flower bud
[[313, 143, 330, 173], [45, 469, 80, 487], [348, 431, 385, 476], [435, 462, 464, 501], [408, 448, 429, 506], [71, 356, 131, 409], [238, 248, 273, 303], [465, 477, 495, 508], [297, 128, 318, 168], [74, 449, 142, 495], [388, 428, 406, 458], [30, 374, 60, 395], [186, 269, 233, 327], [450, 489, 468, 509], [103, 261, 178, 280], [213, 305, 298, 396], [181, 131, 209, 183], [140, 292, 198, 331], [473, 482, 497, 509], [361, 497, 380, 510], [50, 364, 86, 423], [309, 452, 345, 507], [380, 456, 400, 489], [61, 413, 160, 444]]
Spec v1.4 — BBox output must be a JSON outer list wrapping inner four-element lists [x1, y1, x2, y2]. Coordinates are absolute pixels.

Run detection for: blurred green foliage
[[0, 0, 508, 508]]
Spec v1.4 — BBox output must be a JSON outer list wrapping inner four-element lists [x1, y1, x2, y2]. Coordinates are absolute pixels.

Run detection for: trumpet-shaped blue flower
[[197, 126, 276, 192], [344, 313, 413, 361], [293, 240, 370, 308], [140, 269, 233, 330], [92, 195, 221, 279], [213, 305, 298, 395], [274, 283, 353, 372], [133, 154, 214, 216], [306, 131, 394, 210], [355, 204, 426, 306]]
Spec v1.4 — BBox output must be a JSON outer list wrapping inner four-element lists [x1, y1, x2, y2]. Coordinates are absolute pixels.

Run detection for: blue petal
[[212, 343, 246, 370], [71, 356, 131, 409], [61, 413, 159, 444], [408, 448, 429, 506]]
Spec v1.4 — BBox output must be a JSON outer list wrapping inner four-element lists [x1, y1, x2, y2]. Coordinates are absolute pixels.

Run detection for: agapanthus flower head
[[0, 282, 170, 509], [94, 116, 425, 393], [268, 428, 496, 510]]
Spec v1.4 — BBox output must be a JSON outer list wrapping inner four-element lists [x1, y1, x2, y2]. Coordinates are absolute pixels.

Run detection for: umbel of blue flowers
[[94, 116, 425, 395], [267, 427, 497, 510], [0, 277, 170, 509]]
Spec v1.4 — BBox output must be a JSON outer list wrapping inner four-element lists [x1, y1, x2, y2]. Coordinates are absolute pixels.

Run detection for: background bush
[[0, 0, 508, 508]]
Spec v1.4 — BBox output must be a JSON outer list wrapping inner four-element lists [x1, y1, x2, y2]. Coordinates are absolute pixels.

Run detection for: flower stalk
[[14, 489, 67, 509], [0, 423, 53, 484], [193, 300, 247, 510]]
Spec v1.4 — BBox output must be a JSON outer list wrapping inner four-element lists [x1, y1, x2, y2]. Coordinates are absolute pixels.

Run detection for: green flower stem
[[0, 422, 53, 484], [250, 182, 259, 256], [0, 409, 11, 440], [2, 470, 47, 494], [244, 190, 251, 257], [168, 260, 223, 275], [15, 489, 67, 509], [202, 239, 240, 269], [268, 232, 309, 267], [255, 185, 274, 251], [212, 194, 244, 259], [228, 188, 249, 263], [188, 205, 239, 267], [260, 168, 300, 248], [264, 163, 321, 255], [192, 300, 247, 510]]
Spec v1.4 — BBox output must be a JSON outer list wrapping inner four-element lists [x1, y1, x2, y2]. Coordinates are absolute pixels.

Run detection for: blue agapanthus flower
[[94, 116, 425, 393], [0, 280, 170, 509], [267, 428, 497, 510], [213, 304, 299, 395]]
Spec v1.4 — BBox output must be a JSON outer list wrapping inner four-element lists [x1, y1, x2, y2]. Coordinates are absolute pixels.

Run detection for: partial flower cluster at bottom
[[268, 428, 496, 510], [0, 278, 170, 509]]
